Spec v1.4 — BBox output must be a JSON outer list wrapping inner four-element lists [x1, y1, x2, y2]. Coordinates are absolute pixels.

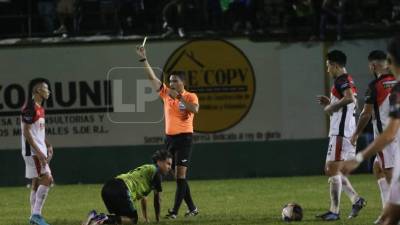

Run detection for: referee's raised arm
[[136, 45, 162, 90]]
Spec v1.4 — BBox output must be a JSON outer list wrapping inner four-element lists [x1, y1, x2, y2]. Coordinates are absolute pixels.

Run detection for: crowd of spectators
[[1, 0, 400, 40]]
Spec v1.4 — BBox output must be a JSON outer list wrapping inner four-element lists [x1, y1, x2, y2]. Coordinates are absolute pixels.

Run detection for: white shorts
[[374, 139, 399, 169], [23, 156, 51, 179], [388, 151, 400, 205], [326, 136, 356, 162]]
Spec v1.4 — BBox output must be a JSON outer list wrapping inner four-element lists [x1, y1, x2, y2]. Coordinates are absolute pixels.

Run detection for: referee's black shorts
[[165, 133, 193, 168], [101, 178, 138, 220]]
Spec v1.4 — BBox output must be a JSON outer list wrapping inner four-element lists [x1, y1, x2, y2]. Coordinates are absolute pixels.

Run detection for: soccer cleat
[[91, 213, 108, 225], [29, 214, 50, 225], [315, 211, 332, 218], [323, 212, 340, 221], [316, 211, 340, 221], [185, 208, 199, 217], [348, 197, 367, 218], [83, 210, 97, 225], [165, 209, 177, 219]]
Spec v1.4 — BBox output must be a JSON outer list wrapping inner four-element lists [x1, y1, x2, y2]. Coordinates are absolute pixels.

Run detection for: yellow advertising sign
[[164, 40, 255, 133]]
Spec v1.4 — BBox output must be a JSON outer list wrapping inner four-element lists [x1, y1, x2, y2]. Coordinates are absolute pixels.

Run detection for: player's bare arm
[[136, 46, 162, 90], [154, 191, 161, 222], [351, 104, 373, 145], [342, 118, 400, 174], [141, 197, 149, 223], [23, 123, 47, 166], [324, 88, 356, 114], [45, 138, 54, 162]]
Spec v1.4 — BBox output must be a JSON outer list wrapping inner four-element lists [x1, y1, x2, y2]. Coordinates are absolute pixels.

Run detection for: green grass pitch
[[0, 174, 385, 225]]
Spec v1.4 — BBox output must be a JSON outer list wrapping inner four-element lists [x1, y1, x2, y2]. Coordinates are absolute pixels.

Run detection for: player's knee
[[325, 162, 340, 177], [373, 163, 383, 179], [31, 179, 39, 190], [42, 174, 53, 186], [328, 174, 341, 184], [176, 166, 187, 179], [324, 168, 336, 177], [324, 163, 330, 175]]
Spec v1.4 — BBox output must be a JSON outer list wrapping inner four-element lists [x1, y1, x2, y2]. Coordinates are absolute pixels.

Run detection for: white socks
[[341, 175, 359, 204], [30, 190, 36, 215], [377, 178, 389, 208], [32, 185, 50, 216], [329, 175, 342, 214]]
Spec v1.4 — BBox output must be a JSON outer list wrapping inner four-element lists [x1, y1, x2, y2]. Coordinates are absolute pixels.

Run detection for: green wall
[[0, 139, 343, 186]]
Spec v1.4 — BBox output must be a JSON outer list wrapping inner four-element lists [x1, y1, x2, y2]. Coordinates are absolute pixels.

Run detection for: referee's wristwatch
[[139, 58, 147, 62]]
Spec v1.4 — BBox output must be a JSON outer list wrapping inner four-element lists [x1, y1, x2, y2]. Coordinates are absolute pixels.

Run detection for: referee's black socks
[[173, 178, 196, 213], [173, 178, 187, 213], [184, 180, 196, 211]]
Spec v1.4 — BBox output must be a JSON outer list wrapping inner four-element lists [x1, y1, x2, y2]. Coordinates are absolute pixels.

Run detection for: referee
[[136, 45, 199, 218]]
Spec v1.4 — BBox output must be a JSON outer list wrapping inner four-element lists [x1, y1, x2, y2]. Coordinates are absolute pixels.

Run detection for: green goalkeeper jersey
[[116, 164, 162, 200]]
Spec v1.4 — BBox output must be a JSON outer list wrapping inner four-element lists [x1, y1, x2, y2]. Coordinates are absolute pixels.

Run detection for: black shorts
[[165, 133, 193, 168], [101, 178, 138, 219]]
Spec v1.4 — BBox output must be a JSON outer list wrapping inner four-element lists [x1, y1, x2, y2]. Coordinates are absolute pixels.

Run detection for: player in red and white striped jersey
[[317, 50, 366, 221], [350, 50, 398, 224], [21, 79, 53, 225], [342, 36, 400, 225]]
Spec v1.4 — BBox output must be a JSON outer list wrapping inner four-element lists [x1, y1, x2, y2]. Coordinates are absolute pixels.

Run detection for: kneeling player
[[84, 150, 172, 225]]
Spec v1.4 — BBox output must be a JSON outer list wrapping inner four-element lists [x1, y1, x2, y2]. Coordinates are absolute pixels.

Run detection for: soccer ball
[[281, 203, 303, 222]]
